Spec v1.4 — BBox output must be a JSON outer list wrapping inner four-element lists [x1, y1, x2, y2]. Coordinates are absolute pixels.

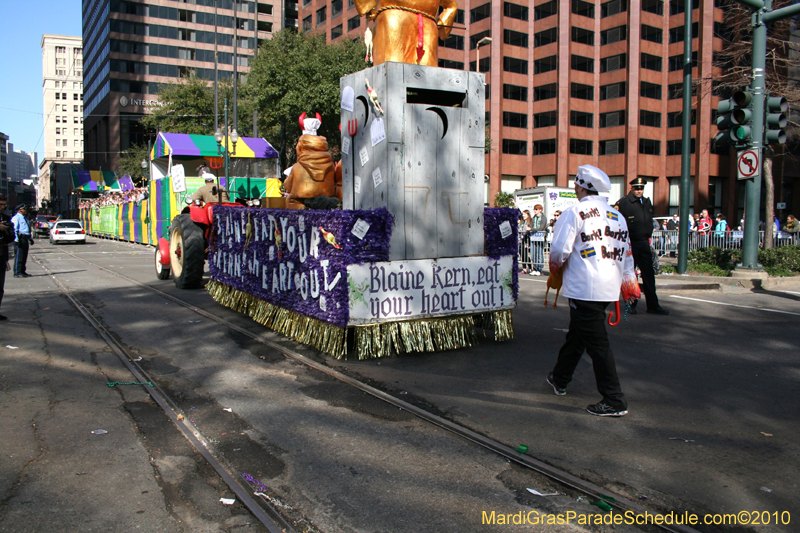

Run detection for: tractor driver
[[191, 170, 230, 204]]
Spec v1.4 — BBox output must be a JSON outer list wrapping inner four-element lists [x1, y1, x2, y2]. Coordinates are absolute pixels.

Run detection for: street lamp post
[[475, 36, 492, 74], [214, 99, 239, 198]]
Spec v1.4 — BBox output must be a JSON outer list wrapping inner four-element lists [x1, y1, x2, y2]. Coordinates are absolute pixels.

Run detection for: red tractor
[[155, 200, 230, 289]]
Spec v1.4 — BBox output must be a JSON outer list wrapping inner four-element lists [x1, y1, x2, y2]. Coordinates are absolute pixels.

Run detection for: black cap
[[15, 204, 27, 211], [630, 177, 647, 186]]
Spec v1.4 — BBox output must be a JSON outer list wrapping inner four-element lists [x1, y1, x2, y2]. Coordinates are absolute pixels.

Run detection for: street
[[0, 237, 797, 532]]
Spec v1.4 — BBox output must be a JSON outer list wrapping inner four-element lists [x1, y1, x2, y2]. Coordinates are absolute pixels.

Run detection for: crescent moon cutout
[[426, 107, 448, 139], [357, 95, 370, 126]]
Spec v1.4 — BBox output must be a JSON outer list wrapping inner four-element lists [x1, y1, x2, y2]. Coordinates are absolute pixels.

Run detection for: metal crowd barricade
[[517, 231, 551, 273], [651, 230, 799, 256]]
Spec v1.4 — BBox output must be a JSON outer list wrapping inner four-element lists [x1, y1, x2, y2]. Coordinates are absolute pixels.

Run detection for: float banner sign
[[347, 255, 515, 325], [209, 205, 393, 328]]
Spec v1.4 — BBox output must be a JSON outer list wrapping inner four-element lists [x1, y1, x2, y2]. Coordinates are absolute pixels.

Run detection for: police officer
[[614, 178, 668, 315], [545, 165, 641, 417], [191, 173, 230, 204]]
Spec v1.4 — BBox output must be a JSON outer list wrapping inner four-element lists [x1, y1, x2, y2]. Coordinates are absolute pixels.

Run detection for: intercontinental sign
[[119, 95, 167, 108]]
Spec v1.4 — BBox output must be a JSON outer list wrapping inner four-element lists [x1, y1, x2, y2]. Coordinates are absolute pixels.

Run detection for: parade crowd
[[79, 188, 149, 210]]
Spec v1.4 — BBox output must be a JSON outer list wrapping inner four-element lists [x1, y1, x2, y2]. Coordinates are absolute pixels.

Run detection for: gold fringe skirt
[[207, 281, 514, 360]]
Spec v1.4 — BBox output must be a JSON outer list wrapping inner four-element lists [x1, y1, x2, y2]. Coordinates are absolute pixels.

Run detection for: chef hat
[[299, 112, 322, 136], [575, 165, 611, 193]]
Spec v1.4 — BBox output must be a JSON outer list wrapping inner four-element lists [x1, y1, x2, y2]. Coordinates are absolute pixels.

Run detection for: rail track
[[34, 240, 703, 533]]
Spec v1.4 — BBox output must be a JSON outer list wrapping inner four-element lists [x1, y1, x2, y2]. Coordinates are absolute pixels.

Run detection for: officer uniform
[[547, 165, 641, 417], [614, 177, 668, 315], [11, 204, 33, 277], [191, 176, 230, 203]]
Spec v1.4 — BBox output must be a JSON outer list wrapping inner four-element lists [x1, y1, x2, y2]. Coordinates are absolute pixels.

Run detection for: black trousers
[[631, 239, 659, 310], [14, 238, 29, 276], [551, 299, 627, 410]]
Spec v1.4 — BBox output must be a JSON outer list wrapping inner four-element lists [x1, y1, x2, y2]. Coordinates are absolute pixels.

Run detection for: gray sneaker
[[546, 373, 566, 396], [586, 401, 627, 417]]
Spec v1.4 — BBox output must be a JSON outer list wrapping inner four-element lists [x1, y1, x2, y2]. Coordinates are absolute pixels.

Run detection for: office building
[[6, 144, 39, 184], [301, 0, 798, 217], [0, 132, 8, 199], [40, 34, 84, 213], [82, 0, 282, 172]]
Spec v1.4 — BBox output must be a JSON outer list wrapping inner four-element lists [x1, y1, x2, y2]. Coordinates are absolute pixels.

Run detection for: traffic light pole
[[677, 0, 693, 274], [734, 0, 800, 269]]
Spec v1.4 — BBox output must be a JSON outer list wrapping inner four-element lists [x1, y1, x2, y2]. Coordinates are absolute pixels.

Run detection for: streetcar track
[[44, 243, 702, 533], [32, 252, 294, 533]]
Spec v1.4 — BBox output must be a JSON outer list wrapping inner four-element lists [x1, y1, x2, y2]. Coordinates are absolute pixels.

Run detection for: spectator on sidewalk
[[545, 165, 641, 417], [11, 204, 33, 278], [714, 214, 728, 246], [529, 204, 548, 276], [0, 195, 11, 320], [519, 210, 533, 274]]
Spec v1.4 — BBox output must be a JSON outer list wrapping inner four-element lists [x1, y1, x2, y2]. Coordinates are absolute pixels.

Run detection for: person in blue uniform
[[11, 204, 33, 278], [614, 178, 668, 315]]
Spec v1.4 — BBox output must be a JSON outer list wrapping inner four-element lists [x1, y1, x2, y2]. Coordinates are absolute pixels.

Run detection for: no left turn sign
[[737, 149, 761, 180]]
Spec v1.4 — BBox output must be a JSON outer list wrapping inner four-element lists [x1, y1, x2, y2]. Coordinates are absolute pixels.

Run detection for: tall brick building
[[301, 0, 799, 219]]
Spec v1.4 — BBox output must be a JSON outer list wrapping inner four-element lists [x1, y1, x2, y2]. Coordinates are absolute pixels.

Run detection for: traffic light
[[765, 95, 788, 145], [715, 90, 753, 147]]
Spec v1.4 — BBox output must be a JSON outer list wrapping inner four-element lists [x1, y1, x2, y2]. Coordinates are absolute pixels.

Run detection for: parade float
[[202, 0, 519, 359]]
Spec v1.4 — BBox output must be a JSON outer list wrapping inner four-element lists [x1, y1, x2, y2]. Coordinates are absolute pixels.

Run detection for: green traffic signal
[[715, 89, 754, 147]]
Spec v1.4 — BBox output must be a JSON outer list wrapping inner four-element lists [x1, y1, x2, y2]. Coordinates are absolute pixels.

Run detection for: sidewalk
[[655, 254, 800, 292]]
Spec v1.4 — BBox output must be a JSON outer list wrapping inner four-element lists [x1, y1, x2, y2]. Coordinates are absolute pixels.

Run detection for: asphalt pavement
[[1, 238, 798, 532]]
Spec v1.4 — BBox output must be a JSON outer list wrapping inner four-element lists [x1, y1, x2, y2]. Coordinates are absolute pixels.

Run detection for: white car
[[49, 220, 86, 244]]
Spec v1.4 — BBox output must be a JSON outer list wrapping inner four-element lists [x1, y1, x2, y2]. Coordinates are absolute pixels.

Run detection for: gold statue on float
[[284, 113, 336, 209], [354, 0, 459, 67]]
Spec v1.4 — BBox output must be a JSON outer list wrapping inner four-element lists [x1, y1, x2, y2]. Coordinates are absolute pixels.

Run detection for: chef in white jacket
[[544, 165, 641, 417]]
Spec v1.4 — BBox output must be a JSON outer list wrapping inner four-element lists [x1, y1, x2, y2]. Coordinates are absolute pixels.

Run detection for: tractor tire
[[155, 246, 170, 280], [169, 214, 205, 289]]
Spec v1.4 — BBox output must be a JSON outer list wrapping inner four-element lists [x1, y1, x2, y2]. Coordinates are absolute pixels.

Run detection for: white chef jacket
[[549, 195, 638, 302]]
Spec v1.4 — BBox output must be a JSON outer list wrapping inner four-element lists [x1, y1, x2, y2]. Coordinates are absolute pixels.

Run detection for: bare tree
[[706, 0, 799, 248]]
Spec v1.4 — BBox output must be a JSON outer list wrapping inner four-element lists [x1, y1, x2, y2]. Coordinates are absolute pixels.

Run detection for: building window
[[667, 138, 696, 155], [331, 0, 342, 17], [572, 0, 595, 18], [601, 0, 627, 17], [533, 139, 557, 155], [571, 54, 594, 73], [640, 82, 662, 100], [316, 6, 327, 25], [56, 151, 61, 157], [56, 128, 61, 135], [470, 30, 492, 49], [302, 15, 311, 31], [642, 0, 663, 15], [503, 111, 528, 128], [640, 110, 662, 127], [331, 24, 343, 39], [469, 57, 492, 72], [534, 55, 557, 74], [641, 53, 662, 72], [570, 138, 593, 155], [471, 2, 491, 23], [668, 83, 684, 99], [670, 0, 699, 16], [571, 83, 594, 100], [669, 22, 699, 44], [601, 25, 627, 45], [504, 2, 528, 21], [56, 46, 66, 53], [74, 105, 80, 112], [503, 56, 528, 74], [667, 110, 696, 127], [438, 59, 465, 69], [534, 83, 557, 101], [641, 25, 662, 44], [600, 53, 626, 73], [504, 29, 528, 48], [639, 138, 661, 155], [534, 111, 558, 128], [600, 81, 625, 100], [440, 34, 464, 50], [535, 27, 558, 47], [570, 111, 594, 128], [502, 139, 527, 155], [55, 93, 60, 100], [534, 0, 557, 20], [348, 15, 361, 31], [571, 26, 595, 46], [503, 84, 528, 101], [599, 139, 625, 155], [668, 51, 698, 71]]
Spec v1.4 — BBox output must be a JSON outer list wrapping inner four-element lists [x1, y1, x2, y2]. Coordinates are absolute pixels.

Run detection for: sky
[[0, 1, 82, 161]]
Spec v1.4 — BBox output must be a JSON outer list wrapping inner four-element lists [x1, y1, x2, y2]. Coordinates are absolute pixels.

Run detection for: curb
[[656, 282, 722, 291]]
